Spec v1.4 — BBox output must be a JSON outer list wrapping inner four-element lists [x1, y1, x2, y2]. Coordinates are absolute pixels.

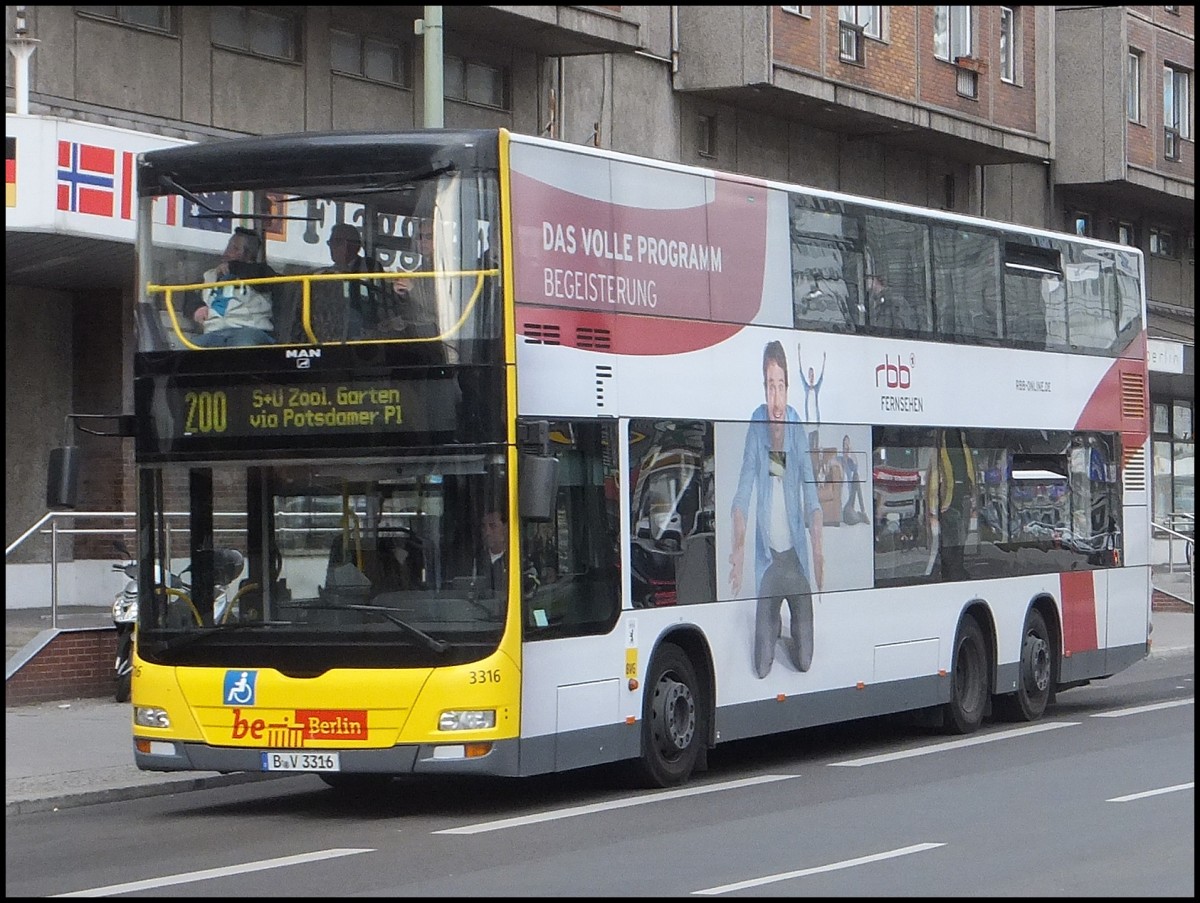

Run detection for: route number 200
[[183, 390, 228, 434]]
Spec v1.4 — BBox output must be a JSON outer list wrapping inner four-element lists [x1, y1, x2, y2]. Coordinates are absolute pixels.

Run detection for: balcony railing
[[839, 21, 865, 66], [954, 56, 983, 99], [1164, 126, 1182, 162]]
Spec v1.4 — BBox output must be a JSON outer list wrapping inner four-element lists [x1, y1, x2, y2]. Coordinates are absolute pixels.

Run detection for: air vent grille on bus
[[595, 364, 613, 409], [1119, 371, 1146, 421], [523, 323, 561, 345], [576, 327, 612, 350], [1121, 445, 1147, 492]]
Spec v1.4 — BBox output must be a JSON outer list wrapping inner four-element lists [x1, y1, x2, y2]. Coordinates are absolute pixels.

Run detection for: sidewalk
[[5, 610, 1193, 816]]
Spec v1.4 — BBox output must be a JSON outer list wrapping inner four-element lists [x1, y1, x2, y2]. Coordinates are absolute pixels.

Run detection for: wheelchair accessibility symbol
[[223, 669, 258, 706]]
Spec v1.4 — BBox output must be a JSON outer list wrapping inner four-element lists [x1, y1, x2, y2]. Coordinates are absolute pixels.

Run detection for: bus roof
[[137, 128, 501, 197]]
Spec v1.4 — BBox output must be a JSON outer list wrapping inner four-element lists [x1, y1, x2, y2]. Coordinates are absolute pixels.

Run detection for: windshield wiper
[[345, 604, 449, 653], [158, 174, 319, 222], [303, 602, 449, 654]]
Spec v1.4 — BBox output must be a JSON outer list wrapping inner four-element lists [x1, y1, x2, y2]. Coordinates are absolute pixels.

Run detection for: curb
[[5, 771, 296, 817]]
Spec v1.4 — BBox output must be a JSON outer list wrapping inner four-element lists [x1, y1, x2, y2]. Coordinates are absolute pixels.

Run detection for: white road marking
[[1090, 698, 1194, 718], [433, 774, 800, 835], [692, 842, 946, 895], [52, 848, 373, 897], [1107, 782, 1194, 803], [828, 721, 1076, 767]]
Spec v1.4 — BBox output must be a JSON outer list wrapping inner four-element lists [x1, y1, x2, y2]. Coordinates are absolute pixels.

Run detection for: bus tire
[[318, 773, 394, 793], [636, 642, 704, 788], [115, 671, 131, 704], [943, 614, 988, 735], [995, 608, 1052, 722]]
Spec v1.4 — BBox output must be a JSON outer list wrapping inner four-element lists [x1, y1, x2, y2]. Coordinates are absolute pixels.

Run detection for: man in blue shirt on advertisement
[[729, 340, 825, 678]]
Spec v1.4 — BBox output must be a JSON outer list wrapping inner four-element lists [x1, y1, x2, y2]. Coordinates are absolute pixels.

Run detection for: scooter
[[110, 541, 139, 703], [111, 543, 248, 701]]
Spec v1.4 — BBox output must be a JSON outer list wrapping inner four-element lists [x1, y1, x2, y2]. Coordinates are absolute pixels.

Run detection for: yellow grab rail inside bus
[[146, 268, 496, 351]]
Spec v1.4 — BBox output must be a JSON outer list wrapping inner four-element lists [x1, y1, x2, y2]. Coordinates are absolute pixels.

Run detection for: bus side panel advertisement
[[508, 142, 783, 330]]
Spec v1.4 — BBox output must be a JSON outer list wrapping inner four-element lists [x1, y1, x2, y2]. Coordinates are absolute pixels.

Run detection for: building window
[[1150, 227, 1178, 259], [1174, 401, 1193, 442], [697, 114, 717, 158], [999, 8, 1016, 83], [780, 6, 811, 16], [212, 7, 298, 62], [1164, 64, 1192, 161], [839, 6, 882, 40], [1071, 212, 1092, 238], [934, 6, 972, 62], [1117, 222, 1137, 246], [77, 6, 173, 33], [1127, 51, 1142, 122], [331, 30, 409, 86], [1151, 399, 1193, 526], [444, 55, 509, 109]]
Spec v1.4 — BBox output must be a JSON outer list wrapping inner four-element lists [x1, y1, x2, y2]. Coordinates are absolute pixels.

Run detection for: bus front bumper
[[133, 736, 522, 777]]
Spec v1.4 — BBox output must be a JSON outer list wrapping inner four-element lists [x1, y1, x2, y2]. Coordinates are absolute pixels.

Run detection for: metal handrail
[[5, 510, 245, 629], [1150, 517, 1194, 607]]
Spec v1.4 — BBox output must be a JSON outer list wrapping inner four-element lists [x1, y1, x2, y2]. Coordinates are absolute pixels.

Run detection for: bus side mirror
[[519, 454, 559, 523], [47, 446, 80, 509]]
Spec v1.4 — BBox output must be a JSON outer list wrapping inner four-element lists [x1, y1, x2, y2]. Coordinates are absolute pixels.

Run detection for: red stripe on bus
[[517, 305, 744, 355], [1060, 570, 1098, 655]]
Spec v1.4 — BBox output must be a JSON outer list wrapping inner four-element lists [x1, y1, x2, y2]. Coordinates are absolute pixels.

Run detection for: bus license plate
[[261, 751, 340, 772]]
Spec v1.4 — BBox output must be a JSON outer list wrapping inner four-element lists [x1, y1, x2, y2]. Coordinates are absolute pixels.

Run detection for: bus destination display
[[147, 375, 459, 447], [186, 383, 405, 434]]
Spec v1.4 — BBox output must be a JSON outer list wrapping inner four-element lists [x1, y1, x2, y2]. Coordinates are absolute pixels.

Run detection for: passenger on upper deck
[[184, 227, 278, 347], [302, 222, 382, 342], [373, 217, 442, 342], [866, 271, 927, 334]]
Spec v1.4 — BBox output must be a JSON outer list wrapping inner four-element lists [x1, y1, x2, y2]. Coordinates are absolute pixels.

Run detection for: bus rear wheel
[[996, 608, 1052, 722], [944, 615, 988, 735], [636, 643, 704, 788]]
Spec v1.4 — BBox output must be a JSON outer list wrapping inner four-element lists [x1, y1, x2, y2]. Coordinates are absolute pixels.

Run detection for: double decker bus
[[123, 128, 1150, 791]]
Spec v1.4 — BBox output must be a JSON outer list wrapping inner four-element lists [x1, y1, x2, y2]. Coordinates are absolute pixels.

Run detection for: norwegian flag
[[56, 140, 136, 219], [57, 141, 115, 216]]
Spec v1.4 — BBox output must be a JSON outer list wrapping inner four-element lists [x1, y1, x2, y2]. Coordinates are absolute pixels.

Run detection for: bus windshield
[[136, 453, 508, 671], [136, 136, 501, 355]]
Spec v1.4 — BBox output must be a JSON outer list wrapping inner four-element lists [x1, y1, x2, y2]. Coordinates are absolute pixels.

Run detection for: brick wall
[[5, 628, 117, 706]]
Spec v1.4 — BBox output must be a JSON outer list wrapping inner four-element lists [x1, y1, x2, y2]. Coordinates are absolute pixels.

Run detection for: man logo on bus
[[223, 669, 257, 706], [875, 353, 914, 390], [285, 348, 320, 370]]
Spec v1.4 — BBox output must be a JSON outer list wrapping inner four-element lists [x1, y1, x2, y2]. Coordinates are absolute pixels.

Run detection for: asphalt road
[[5, 653, 1192, 898]]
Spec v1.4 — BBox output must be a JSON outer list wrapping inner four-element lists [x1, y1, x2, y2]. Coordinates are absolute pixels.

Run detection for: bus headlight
[[439, 709, 496, 731], [134, 706, 171, 729]]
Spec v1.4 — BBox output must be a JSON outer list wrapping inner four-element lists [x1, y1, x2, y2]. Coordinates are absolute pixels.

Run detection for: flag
[[157, 194, 179, 226], [262, 192, 288, 242], [57, 140, 116, 216], [120, 149, 134, 220], [181, 190, 233, 233], [5, 137, 14, 208]]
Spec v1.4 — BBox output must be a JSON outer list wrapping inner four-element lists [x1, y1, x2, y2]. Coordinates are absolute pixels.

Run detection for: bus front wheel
[[995, 608, 1052, 722], [944, 615, 988, 735], [636, 643, 704, 788]]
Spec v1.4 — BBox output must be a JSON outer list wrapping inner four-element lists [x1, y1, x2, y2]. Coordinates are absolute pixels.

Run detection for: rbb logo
[[875, 354, 912, 389]]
